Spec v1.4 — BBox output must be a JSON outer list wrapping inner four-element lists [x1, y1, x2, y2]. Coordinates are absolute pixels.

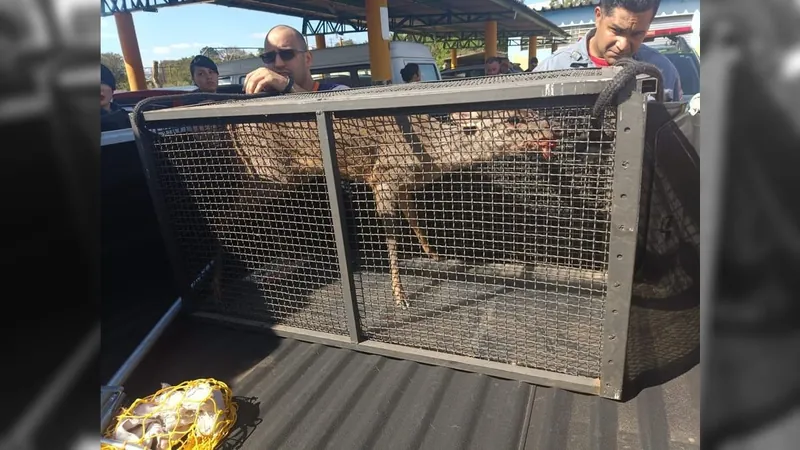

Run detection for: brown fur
[[226, 109, 556, 308]]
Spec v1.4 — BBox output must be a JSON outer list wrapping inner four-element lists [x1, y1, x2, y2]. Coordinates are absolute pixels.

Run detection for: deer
[[132, 60, 658, 310], [224, 108, 556, 309]]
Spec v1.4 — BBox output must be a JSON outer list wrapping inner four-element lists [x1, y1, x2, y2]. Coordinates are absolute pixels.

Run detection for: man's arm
[[532, 55, 557, 72]]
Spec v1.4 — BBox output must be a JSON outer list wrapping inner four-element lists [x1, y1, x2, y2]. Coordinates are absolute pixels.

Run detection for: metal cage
[[132, 69, 650, 399]]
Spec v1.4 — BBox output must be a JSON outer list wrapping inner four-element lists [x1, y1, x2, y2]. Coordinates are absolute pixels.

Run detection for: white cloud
[[527, 1, 551, 11], [249, 32, 266, 40]]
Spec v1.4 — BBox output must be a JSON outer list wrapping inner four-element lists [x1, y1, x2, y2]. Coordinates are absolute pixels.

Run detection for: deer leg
[[372, 184, 409, 309], [397, 190, 440, 261]]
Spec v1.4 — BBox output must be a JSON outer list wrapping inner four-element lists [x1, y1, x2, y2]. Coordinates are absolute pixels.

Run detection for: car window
[[417, 63, 440, 81], [664, 53, 700, 97], [312, 70, 356, 87], [357, 69, 372, 86]]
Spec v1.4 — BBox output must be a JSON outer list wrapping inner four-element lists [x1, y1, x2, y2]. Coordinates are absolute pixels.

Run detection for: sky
[[100, 1, 554, 65]]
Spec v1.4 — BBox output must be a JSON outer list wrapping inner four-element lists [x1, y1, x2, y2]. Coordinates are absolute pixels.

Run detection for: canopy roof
[[101, 0, 568, 44]]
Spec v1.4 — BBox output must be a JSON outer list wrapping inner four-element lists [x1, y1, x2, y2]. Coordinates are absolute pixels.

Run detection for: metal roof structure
[[101, 0, 569, 48]]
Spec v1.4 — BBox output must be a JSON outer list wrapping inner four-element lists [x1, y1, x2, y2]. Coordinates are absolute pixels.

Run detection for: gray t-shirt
[[534, 29, 683, 102]]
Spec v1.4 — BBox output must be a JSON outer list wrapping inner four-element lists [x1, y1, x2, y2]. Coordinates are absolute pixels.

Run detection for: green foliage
[[199, 47, 260, 63], [393, 33, 454, 67], [549, 0, 583, 7], [100, 52, 130, 91], [103, 47, 260, 89], [158, 56, 195, 87]]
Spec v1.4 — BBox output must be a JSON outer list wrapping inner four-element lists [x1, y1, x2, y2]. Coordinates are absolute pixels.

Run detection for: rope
[[592, 57, 666, 117], [101, 378, 238, 450]]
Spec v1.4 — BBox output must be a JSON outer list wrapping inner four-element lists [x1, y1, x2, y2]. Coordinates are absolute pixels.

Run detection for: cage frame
[[132, 69, 649, 400]]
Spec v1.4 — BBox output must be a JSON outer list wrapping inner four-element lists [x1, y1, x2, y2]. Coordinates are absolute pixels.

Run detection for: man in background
[[484, 56, 502, 76], [189, 55, 219, 93], [534, 0, 682, 101], [527, 56, 538, 72], [244, 25, 349, 94], [100, 64, 130, 131]]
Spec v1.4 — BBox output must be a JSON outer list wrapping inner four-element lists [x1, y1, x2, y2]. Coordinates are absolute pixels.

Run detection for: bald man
[[244, 25, 349, 94]]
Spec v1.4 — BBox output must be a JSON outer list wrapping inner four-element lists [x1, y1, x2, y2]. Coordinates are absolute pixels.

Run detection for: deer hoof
[[395, 295, 410, 309]]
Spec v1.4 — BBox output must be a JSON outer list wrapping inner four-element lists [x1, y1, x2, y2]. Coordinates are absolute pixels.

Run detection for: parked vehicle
[[645, 28, 701, 100], [217, 41, 441, 87], [440, 63, 523, 79]]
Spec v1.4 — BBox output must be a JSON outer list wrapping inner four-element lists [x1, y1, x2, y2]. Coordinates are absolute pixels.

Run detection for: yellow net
[[101, 378, 237, 450]]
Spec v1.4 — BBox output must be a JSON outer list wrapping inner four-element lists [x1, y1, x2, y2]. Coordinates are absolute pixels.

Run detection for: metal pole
[[317, 111, 363, 344], [107, 297, 183, 388], [114, 12, 147, 91]]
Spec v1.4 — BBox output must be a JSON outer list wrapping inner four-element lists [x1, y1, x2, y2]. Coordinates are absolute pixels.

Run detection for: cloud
[[249, 32, 266, 40]]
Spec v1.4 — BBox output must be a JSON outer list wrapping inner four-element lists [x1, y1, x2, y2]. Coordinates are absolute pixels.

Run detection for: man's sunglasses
[[260, 49, 306, 64]]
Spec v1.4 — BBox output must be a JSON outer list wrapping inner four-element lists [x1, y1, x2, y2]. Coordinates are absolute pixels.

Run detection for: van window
[[312, 70, 356, 87], [357, 69, 372, 86], [417, 63, 440, 81]]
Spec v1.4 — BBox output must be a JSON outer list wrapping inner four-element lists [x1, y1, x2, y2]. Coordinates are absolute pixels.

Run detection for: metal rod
[[131, 118, 193, 303], [100, 391, 126, 433], [0, 323, 100, 449], [600, 81, 648, 400], [142, 71, 616, 122], [316, 111, 363, 344], [107, 297, 183, 387]]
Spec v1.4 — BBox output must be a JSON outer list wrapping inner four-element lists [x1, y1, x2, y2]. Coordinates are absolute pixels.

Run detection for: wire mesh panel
[[142, 119, 350, 336], [134, 68, 649, 397], [339, 104, 616, 379]]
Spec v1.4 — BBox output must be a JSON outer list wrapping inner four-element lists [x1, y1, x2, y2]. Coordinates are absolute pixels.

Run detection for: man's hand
[[243, 67, 290, 94]]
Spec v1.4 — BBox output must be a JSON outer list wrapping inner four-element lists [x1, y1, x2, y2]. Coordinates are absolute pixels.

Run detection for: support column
[[366, 0, 392, 84], [152, 60, 162, 88], [529, 36, 538, 60], [315, 34, 326, 49], [114, 12, 146, 91], [484, 20, 498, 58], [551, 42, 558, 53], [450, 48, 458, 68]]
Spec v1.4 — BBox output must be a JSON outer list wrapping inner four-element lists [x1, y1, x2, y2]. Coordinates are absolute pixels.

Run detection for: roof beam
[[101, 0, 207, 16], [391, 12, 517, 29], [484, 0, 570, 38], [394, 31, 568, 50], [303, 18, 367, 36], [301, 10, 556, 38]]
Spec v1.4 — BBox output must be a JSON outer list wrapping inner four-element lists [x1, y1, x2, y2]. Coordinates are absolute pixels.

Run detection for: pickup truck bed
[[101, 122, 700, 450], [111, 312, 699, 450]]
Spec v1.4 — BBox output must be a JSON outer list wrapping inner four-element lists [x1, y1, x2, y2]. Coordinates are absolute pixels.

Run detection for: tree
[[549, 0, 582, 7], [199, 46, 222, 61], [200, 47, 258, 63], [394, 34, 454, 67], [336, 38, 357, 47], [158, 56, 195, 87], [100, 52, 129, 90]]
